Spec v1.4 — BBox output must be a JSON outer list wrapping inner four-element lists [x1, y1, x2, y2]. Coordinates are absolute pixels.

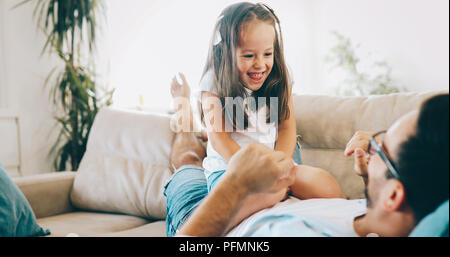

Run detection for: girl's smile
[[236, 19, 275, 91], [247, 71, 266, 83]]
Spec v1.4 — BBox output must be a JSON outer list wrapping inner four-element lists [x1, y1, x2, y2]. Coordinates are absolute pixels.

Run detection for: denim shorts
[[163, 165, 208, 237], [163, 142, 302, 237]]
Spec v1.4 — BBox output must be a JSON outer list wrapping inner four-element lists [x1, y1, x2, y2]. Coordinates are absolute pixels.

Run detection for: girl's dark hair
[[395, 94, 449, 222], [201, 2, 291, 129]]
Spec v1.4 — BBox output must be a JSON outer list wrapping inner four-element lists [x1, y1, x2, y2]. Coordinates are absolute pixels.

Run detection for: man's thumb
[[273, 166, 296, 192]]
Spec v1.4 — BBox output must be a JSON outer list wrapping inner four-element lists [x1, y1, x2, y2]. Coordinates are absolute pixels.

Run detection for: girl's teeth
[[249, 72, 263, 79]]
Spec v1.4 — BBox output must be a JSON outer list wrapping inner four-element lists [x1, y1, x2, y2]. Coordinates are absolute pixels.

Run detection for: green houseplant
[[325, 31, 406, 96], [15, 0, 114, 171]]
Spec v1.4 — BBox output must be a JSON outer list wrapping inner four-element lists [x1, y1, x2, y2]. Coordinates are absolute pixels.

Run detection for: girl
[[171, 2, 344, 231]]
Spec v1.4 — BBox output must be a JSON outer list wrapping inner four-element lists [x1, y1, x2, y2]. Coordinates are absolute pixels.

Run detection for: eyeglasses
[[368, 131, 401, 179]]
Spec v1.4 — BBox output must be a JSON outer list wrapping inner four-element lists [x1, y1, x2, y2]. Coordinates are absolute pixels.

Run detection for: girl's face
[[236, 19, 275, 91]]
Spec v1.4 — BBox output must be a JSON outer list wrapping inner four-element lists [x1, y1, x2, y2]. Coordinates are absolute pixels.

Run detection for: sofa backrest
[[71, 90, 446, 218], [292, 91, 445, 198]]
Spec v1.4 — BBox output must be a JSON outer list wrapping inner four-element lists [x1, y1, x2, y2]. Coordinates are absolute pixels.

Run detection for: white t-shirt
[[195, 70, 278, 177], [227, 197, 367, 237]]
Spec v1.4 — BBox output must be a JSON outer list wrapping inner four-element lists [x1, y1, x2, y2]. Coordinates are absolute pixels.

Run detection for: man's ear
[[382, 180, 406, 212]]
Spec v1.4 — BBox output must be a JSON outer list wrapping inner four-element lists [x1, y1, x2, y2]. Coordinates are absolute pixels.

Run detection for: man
[[165, 92, 448, 237]]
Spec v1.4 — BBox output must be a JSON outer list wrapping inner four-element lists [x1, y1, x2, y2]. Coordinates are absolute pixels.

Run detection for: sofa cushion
[[0, 164, 50, 237], [70, 108, 174, 219], [98, 220, 166, 237], [293, 92, 442, 149], [409, 200, 449, 237], [301, 148, 365, 199], [13, 171, 76, 219], [293, 91, 444, 199], [37, 211, 150, 237]]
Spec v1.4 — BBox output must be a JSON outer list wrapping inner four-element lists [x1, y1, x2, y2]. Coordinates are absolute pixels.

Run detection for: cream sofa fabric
[[70, 108, 174, 219], [13, 91, 444, 236], [37, 211, 150, 237], [293, 91, 442, 198], [15, 172, 164, 237], [13, 172, 76, 218]]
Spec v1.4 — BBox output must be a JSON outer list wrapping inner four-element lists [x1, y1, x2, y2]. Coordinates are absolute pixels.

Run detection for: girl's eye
[[264, 53, 273, 57], [243, 55, 254, 58]]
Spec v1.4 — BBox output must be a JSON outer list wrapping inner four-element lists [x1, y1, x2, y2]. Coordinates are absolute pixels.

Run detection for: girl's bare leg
[[169, 73, 206, 172], [290, 165, 345, 200]]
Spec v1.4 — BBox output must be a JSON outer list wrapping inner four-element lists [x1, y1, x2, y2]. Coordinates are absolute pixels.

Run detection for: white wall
[[101, 0, 312, 111], [306, 0, 449, 94], [0, 0, 60, 176], [103, 0, 448, 108], [0, 0, 7, 108]]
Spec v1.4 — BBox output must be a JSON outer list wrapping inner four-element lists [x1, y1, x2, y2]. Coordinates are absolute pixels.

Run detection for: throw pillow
[[70, 108, 175, 219], [409, 200, 449, 237], [0, 164, 50, 237]]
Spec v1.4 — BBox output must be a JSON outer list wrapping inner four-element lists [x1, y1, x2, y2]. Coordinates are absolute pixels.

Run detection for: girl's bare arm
[[274, 95, 297, 158], [202, 91, 241, 162]]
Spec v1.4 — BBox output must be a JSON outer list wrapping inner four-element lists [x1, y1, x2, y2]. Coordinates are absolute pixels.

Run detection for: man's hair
[[395, 93, 449, 222]]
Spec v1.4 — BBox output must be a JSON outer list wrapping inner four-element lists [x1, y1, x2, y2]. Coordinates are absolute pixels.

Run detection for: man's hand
[[226, 143, 296, 195], [178, 143, 295, 237], [344, 131, 373, 184], [344, 131, 374, 157], [353, 148, 369, 180]]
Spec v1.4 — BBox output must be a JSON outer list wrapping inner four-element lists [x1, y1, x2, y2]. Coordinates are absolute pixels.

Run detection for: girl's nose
[[253, 56, 263, 69]]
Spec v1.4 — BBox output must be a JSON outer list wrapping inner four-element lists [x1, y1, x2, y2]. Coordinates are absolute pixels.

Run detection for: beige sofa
[[13, 91, 442, 237]]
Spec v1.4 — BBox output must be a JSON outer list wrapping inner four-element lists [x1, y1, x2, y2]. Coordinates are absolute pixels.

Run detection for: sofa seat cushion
[[98, 220, 166, 237], [37, 211, 150, 237]]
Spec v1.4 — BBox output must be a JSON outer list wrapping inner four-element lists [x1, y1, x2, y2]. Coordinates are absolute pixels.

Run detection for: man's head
[[364, 94, 449, 236]]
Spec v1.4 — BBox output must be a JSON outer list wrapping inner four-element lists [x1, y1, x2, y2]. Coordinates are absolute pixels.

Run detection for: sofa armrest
[[13, 171, 76, 218]]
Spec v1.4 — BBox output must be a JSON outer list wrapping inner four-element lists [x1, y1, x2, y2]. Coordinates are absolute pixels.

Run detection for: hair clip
[[214, 30, 222, 46], [213, 14, 226, 46]]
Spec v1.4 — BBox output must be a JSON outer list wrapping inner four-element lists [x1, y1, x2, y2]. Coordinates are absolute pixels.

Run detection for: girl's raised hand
[[170, 72, 190, 98]]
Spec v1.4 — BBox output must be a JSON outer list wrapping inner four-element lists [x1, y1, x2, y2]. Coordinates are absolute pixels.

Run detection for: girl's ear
[[382, 180, 406, 212]]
